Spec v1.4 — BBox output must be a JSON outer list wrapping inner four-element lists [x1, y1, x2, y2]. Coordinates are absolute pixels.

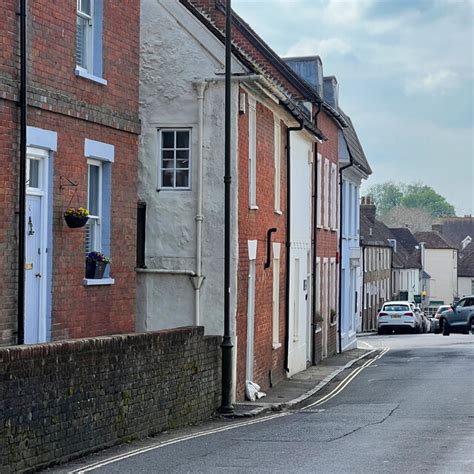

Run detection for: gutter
[[311, 102, 322, 365], [284, 121, 303, 372], [17, 0, 27, 344], [337, 154, 354, 353]]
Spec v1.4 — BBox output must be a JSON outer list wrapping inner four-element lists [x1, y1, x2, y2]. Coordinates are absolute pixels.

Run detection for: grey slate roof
[[433, 216, 474, 248], [338, 109, 372, 176], [414, 231, 457, 250], [361, 215, 421, 269], [458, 241, 474, 277], [390, 228, 420, 254]]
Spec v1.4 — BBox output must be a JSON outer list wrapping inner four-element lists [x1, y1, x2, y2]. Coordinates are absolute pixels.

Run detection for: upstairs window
[[159, 129, 191, 190], [76, 0, 93, 71], [76, 0, 106, 84]]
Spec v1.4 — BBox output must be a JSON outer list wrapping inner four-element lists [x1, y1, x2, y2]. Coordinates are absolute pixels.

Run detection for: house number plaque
[[25, 262, 33, 270]]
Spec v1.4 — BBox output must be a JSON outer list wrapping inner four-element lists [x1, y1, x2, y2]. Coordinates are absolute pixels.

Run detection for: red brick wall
[[236, 91, 287, 399], [315, 110, 340, 358], [0, 1, 139, 344]]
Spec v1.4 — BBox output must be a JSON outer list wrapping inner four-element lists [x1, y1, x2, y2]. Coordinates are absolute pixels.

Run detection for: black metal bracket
[[59, 176, 78, 191], [265, 227, 278, 269]]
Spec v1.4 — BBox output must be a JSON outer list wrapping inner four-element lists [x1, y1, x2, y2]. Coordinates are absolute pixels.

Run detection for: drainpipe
[[17, 0, 27, 345], [311, 102, 322, 365], [220, 0, 233, 414], [338, 155, 354, 353], [192, 82, 208, 326], [284, 122, 303, 372]]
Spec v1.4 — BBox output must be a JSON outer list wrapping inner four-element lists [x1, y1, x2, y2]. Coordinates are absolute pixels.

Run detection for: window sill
[[75, 66, 108, 86], [249, 205, 259, 211], [83, 277, 115, 286], [272, 342, 282, 350]]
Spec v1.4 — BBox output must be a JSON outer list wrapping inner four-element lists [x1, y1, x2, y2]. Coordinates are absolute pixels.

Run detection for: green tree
[[367, 181, 404, 216], [367, 182, 456, 218], [401, 183, 456, 217]]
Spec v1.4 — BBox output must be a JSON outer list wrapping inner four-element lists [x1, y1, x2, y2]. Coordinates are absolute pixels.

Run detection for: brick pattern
[[0, 327, 221, 472], [236, 92, 287, 399], [315, 111, 340, 359], [0, 1, 140, 344]]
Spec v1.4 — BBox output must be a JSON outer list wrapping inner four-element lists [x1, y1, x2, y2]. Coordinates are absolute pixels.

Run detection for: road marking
[[71, 348, 390, 472], [71, 412, 291, 473], [303, 347, 390, 410]]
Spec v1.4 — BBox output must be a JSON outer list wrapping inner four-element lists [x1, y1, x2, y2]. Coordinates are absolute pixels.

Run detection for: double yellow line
[[303, 347, 390, 410]]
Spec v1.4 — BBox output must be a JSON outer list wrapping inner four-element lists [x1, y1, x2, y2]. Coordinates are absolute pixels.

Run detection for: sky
[[232, 0, 474, 215]]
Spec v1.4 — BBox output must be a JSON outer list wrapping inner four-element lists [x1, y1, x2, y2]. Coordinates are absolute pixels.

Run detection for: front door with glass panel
[[24, 148, 49, 343]]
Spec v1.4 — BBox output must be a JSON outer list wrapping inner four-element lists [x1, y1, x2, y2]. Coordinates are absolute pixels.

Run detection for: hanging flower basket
[[85, 252, 111, 279], [64, 207, 89, 228]]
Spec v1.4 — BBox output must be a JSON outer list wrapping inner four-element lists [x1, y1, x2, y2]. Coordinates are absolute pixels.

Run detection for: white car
[[377, 301, 423, 334]]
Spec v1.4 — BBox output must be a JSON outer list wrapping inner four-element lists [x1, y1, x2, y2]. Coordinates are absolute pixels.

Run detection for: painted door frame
[[25, 147, 49, 343]]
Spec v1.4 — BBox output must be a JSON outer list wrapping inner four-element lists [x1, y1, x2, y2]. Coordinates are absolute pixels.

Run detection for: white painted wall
[[397, 268, 420, 301], [458, 277, 474, 298], [138, 0, 245, 336], [288, 131, 313, 375], [424, 248, 458, 305]]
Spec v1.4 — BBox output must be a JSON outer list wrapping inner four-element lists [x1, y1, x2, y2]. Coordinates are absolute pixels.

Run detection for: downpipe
[[311, 102, 322, 365], [193, 81, 208, 326], [17, 0, 27, 344]]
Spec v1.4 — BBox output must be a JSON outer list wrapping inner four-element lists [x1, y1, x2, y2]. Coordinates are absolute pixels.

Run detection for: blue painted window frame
[[84, 139, 114, 285], [75, 0, 107, 85]]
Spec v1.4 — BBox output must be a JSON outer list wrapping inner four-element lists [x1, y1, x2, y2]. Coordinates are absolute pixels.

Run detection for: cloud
[[285, 37, 352, 58], [404, 69, 459, 95]]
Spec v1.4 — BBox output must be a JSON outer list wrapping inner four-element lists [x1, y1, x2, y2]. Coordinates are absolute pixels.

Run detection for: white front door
[[24, 148, 49, 344]]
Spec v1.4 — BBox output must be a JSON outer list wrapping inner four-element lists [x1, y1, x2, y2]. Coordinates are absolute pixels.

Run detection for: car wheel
[[377, 327, 385, 335], [442, 319, 450, 336], [469, 318, 474, 335], [416, 324, 423, 334]]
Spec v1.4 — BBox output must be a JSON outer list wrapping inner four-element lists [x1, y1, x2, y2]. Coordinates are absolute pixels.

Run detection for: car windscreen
[[383, 304, 410, 312]]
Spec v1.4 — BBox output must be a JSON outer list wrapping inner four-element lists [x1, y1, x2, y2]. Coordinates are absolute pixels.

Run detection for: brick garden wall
[[0, 327, 221, 472]]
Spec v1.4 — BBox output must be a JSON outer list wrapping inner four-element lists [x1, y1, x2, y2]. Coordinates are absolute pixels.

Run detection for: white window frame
[[315, 257, 321, 332], [76, 0, 94, 73], [158, 128, 192, 190], [317, 153, 322, 228], [274, 116, 281, 214], [330, 162, 338, 231], [323, 258, 329, 324], [272, 243, 281, 349], [249, 96, 257, 209], [86, 159, 103, 253], [330, 257, 337, 325], [324, 158, 329, 229]]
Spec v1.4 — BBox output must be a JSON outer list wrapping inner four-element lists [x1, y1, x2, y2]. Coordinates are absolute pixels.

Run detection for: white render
[[137, 0, 245, 336], [341, 166, 365, 346], [423, 248, 458, 305], [287, 131, 314, 375], [458, 277, 474, 298]]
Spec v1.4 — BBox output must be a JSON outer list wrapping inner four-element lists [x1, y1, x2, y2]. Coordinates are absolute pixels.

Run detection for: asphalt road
[[58, 333, 473, 473]]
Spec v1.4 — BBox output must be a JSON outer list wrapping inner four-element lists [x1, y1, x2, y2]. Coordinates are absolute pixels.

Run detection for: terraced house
[[0, 0, 140, 345]]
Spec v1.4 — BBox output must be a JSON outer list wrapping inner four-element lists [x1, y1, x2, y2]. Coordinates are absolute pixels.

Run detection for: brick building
[[0, 0, 140, 345]]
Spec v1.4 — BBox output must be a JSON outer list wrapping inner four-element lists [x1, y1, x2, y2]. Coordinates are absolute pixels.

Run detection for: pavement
[[225, 345, 378, 418]]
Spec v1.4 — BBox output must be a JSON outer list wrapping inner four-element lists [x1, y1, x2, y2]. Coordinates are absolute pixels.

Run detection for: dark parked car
[[436, 296, 474, 336]]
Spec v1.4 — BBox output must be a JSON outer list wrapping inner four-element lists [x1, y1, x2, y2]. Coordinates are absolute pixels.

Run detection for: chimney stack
[[361, 195, 376, 224]]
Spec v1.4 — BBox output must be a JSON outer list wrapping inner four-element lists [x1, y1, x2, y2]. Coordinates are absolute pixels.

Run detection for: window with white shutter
[[274, 116, 281, 213], [249, 96, 257, 209], [324, 159, 329, 228], [76, 0, 106, 85], [317, 154, 322, 227]]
